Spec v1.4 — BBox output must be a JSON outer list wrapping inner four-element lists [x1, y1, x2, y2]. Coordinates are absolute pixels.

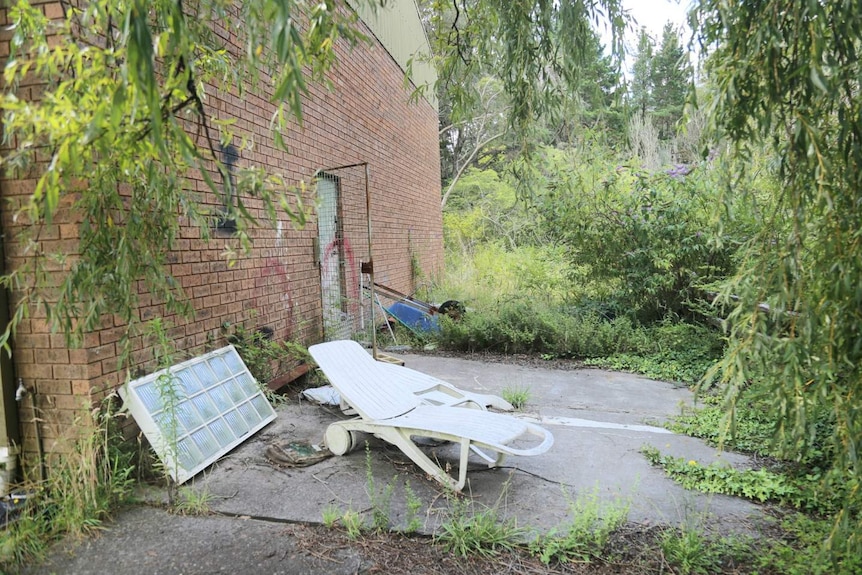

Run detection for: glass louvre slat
[[190, 362, 215, 386], [238, 402, 260, 425], [176, 402, 202, 431], [223, 410, 249, 437], [154, 411, 183, 436], [191, 428, 220, 459], [237, 373, 258, 394], [210, 356, 231, 382], [225, 378, 245, 403], [209, 385, 232, 411], [177, 437, 199, 471], [191, 394, 218, 421], [208, 419, 234, 445], [176, 369, 202, 394], [251, 395, 272, 419], [223, 352, 243, 374], [137, 382, 163, 412]]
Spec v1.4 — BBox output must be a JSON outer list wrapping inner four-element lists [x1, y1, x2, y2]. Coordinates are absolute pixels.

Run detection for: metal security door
[[317, 174, 349, 340]]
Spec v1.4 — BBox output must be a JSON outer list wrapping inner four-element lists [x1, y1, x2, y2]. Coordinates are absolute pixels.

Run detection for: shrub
[[536, 159, 750, 322]]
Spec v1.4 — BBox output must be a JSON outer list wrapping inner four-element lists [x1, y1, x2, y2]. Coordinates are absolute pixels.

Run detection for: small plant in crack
[[502, 385, 531, 410]]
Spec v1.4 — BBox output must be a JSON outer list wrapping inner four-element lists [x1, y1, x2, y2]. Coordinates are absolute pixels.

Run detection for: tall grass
[[0, 399, 135, 570], [434, 242, 576, 309], [430, 241, 724, 382]]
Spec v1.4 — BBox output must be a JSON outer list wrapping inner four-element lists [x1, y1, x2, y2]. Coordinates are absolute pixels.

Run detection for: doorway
[[316, 173, 350, 340]]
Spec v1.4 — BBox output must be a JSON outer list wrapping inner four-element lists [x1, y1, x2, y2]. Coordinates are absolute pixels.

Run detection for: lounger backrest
[[309, 341, 421, 420]]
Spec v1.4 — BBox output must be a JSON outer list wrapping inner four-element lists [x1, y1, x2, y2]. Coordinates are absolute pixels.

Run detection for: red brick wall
[[0, 2, 442, 464]]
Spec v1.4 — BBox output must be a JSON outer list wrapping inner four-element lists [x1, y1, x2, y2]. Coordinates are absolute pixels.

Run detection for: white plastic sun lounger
[[375, 361, 515, 411], [316, 361, 513, 414], [309, 340, 554, 491]]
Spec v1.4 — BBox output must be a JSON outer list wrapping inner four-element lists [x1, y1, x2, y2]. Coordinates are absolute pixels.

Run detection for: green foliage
[[538, 158, 739, 322], [646, 23, 691, 141], [427, 0, 625, 155], [341, 509, 364, 540], [668, 393, 776, 456], [172, 485, 213, 516], [226, 322, 310, 387], [365, 443, 396, 533], [437, 294, 724, 385], [584, 321, 724, 384], [0, 401, 135, 570], [363, 444, 427, 534], [144, 319, 183, 499], [321, 504, 340, 528], [696, 0, 862, 555], [152, 372, 183, 490], [585, 353, 705, 385], [439, 300, 630, 357], [0, 0, 369, 358], [435, 241, 572, 310], [442, 168, 528, 250], [0, 512, 47, 568], [758, 513, 862, 575], [528, 488, 629, 565], [629, 28, 654, 119], [641, 447, 842, 515], [660, 527, 724, 575], [403, 480, 423, 534], [501, 386, 531, 410], [435, 496, 525, 559]]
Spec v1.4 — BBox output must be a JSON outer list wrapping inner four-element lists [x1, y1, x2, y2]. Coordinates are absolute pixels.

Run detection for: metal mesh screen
[[316, 167, 372, 341]]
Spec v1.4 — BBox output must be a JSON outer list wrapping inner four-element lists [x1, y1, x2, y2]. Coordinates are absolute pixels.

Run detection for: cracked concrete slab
[[188, 352, 760, 535], [22, 351, 766, 574]]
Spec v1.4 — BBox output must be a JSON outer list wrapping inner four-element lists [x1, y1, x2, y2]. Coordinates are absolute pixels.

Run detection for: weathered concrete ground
[[23, 351, 764, 575]]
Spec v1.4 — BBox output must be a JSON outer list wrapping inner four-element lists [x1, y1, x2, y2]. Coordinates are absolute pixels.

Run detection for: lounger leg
[[383, 431, 470, 491], [467, 444, 507, 467], [457, 438, 471, 490]]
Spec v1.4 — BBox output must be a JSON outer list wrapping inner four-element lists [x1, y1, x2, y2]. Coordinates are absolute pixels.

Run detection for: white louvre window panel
[[120, 345, 277, 484]]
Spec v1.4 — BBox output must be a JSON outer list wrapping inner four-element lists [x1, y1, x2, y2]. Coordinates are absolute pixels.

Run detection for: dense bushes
[[438, 298, 644, 357], [432, 148, 744, 383], [437, 299, 723, 383], [535, 152, 753, 322]]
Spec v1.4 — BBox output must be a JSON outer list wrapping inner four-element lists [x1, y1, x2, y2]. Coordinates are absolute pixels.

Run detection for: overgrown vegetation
[[435, 495, 525, 559], [0, 317, 302, 571], [225, 321, 311, 391], [528, 488, 629, 565], [501, 385, 531, 410], [321, 443, 426, 538], [424, 4, 860, 565], [0, 402, 136, 570], [4, 0, 862, 572]]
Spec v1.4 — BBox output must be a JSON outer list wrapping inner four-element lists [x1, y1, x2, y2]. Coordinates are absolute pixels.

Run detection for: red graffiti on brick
[[321, 237, 359, 322]]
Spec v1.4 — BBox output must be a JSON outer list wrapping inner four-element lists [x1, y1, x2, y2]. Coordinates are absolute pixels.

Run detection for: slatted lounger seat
[[308, 340, 554, 491]]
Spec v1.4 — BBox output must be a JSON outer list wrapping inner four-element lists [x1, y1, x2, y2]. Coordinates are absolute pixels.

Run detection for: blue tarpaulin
[[386, 302, 440, 334]]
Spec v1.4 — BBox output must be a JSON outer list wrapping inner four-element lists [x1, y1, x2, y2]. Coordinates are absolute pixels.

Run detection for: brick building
[[0, 1, 443, 480]]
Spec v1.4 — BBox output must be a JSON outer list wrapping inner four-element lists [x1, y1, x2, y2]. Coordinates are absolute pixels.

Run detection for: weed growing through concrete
[[529, 487, 629, 564], [342, 509, 364, 540], [501, 385, 531, 410], [152, 373, 182, 491], [437, 500, 524, 558], [660, 526, 720, 575], [322, 504, 340, 528], [435, 482, 525, 558], [0, 399, 135, 570], [365, 443, 397, 532], [145, 319, 184, 504], [172, 484, 213, 516], [403, 479, 423, 533]]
